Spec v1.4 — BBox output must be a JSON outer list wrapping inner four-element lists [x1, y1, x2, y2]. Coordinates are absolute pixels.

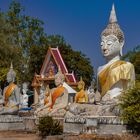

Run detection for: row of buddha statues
[[34, 75, 97, 117], [34, 4, 135, 117], [0, 4, 135, 117]]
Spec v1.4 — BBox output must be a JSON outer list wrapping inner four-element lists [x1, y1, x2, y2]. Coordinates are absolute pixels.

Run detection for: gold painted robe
[[75, 90, 88, 103], [98, 60, 135, 97]]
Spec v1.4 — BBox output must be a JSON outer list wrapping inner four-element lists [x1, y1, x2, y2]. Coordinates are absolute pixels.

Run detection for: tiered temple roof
[[32, 47, 77, 87]]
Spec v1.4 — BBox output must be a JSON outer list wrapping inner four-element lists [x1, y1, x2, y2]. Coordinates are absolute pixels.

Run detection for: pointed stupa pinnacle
[[109, 4, 117, 23], [10, 62, 13, 69]]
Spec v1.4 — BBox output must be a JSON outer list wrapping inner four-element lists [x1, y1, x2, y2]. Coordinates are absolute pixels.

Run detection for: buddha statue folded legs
[[35, 67, 68, 118]]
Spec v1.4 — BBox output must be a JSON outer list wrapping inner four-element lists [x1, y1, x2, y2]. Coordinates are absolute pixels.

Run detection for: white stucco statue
[[35, 67, 68, 117], [97, 4, 135, 102], [0, 63, 20, 114], [21, 83, 29, 108], [38, 84, 45, 107]]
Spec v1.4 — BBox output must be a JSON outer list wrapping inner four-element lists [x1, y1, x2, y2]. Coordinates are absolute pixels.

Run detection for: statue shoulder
[[125, 61, 134, 66], [97, 65, 104, 74], [14, 84, 19, 91], [123, 61, 135, 70]]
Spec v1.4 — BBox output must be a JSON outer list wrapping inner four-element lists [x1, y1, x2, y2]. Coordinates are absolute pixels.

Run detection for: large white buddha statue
[[97, 4, 135, 102]]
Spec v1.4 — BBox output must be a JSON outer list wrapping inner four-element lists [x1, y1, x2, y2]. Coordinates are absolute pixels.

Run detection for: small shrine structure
[[32, 47, 77, 104]]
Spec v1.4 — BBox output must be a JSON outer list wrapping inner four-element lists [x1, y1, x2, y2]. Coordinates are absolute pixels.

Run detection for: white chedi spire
[[109, 4, 117, 23]]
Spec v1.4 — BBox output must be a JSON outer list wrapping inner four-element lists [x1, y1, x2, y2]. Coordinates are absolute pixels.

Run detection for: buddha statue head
[[22, 82, 28, 95], [78, 77, 85, 90], [101, 4, 124, 60], [55, 66, 65, 86], [7, 63, 16, 83]]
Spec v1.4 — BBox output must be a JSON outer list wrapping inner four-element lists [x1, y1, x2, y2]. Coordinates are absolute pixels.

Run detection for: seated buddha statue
[[35, 68, 68, 117], [97, 4, 135, 102], [65, 5, 135, 118], [20, 82, 29, 109], [0, 63, 20, 115], [75, 77, 88, 103]]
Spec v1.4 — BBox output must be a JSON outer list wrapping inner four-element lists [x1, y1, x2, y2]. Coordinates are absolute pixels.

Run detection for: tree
[[6, 0, 47, 83], [120, 82, 140, 134], [121, 46, 140, 134], [0, 11, 22, 84], [1, 1, 94, 87], [46, 35, 94, 87], [122, 45, 140, 81]]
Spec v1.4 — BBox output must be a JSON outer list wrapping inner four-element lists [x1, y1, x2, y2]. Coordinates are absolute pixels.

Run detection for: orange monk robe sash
[[98, 61, 127, 97], [5, 83, 16, 106], [50, 86, 65, 109], [44, 98, 49, 105]]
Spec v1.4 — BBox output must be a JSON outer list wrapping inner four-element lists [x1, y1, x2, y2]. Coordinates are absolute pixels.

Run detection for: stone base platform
[[0, 115, 36, 131], [0, 115, 128, 135], [64, 116, 127, 135]]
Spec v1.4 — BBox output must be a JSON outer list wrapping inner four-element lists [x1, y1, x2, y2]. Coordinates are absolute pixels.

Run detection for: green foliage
[[122, 45, 140, 81], [0, 10, 23, 84], [47, 35, 94, 87], [0, 68, 9, 83], [120, 82, 140, 134], [37, 116, 63, 138], [0, 1, 94, 86], [6, 1, 46, 83]]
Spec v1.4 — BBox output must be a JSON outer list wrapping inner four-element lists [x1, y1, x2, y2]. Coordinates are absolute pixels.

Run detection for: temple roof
[[32, 47, 77, 87], [40, 47, 68, 75]]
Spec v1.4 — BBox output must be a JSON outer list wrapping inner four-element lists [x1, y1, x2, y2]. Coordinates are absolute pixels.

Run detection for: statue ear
[[120, 40, 124, 56]]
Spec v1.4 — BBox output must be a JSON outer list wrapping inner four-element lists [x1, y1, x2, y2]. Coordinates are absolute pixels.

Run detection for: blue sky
[[0, 0, 140, 72]]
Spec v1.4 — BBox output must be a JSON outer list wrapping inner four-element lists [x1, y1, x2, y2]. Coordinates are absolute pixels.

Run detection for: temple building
[[32, 47, 77, 104]]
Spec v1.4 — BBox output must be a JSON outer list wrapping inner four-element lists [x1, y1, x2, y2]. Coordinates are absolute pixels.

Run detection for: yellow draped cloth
[[98, 60, 134, 97], [50, 86, 65, 109], [4, 83, 16, 106]]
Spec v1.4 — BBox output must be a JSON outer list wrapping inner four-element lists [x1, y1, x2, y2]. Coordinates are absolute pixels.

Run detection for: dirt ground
[[0, 131, 39, 140], [0, 131, 139, 140]]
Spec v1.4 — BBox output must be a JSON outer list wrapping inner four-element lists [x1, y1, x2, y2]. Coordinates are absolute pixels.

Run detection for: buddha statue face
[[78, 82, 84, 90], [7, 63, 16, 83], [7, 72, 15, 83], [55, 75, 64, 86], [7, 75, 13, 83], [101, 34, 123, 59], [78, 78, 85, 90], [22, 83, 28, 94], [55, 71, 65, 86], [101, 4, 124, 60]]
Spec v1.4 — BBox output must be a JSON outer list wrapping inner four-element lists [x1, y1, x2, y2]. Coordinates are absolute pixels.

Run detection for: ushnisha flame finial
[[7, 62, 16, 82], [109, 4, 117, 23], [10, 62, 13, 69]]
